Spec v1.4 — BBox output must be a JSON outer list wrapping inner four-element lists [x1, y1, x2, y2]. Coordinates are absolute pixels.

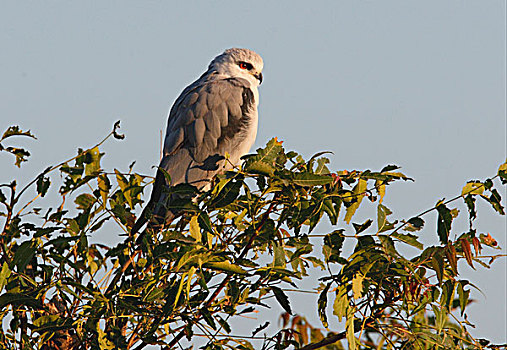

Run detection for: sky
[[1, 1, 506, 346]]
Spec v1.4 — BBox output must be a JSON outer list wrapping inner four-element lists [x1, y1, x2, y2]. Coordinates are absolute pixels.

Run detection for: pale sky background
[[1, 1, 506, 346]]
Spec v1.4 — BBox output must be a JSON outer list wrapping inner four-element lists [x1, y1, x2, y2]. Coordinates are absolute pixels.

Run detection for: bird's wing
[[131, 77, 256, 234], [162, 76, 255, 185]]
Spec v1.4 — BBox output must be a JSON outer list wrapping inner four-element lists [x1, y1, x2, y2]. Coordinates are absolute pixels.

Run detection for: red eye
[[239, 62, 248, 69]]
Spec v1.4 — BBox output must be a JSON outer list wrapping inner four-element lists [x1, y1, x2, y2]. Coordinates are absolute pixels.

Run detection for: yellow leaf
[[352, 273, 364, 299], [344, 179, 367, 224], [189, 216, 201, 243], [461, 182, 484, 196], [186, 266, 196, 298], [97, 322, 115, 350], [376, 180, 386, 204]]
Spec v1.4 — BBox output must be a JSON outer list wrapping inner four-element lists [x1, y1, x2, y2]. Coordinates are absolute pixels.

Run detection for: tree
[[0, 122, 505, 350]]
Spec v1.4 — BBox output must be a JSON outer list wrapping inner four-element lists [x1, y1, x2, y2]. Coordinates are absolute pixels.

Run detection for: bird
[[131, 48, 263, 236]]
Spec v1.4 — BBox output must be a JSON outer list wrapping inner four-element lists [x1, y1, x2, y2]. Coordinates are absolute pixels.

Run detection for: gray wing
[[161, 77, 255, 186], [131, 77, 255, 235]]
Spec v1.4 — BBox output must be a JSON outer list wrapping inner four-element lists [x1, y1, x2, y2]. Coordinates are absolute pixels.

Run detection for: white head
[[208, 48, 264, 87]]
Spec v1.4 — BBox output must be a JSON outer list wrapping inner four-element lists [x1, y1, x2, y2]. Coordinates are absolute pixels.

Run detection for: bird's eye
[[239, 62, 253, 70]]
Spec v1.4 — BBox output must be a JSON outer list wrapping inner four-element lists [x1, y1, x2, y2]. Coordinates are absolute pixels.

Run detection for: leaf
[[352, 273, 364, 299], [0, 262, 12, 292], [292, 173, 332, 187], [13, 240, 36, 272], [84, 146, 102, 176], [75, 193, 96, 210], [377, 204, 394, 233], [97, 174, 111, 207], [252, 321, 270, 337], [36, 175, 51, 197], [198, 212, 213, 234], [460, 239, 474, 268], [115, 169, 132, 207], [323, 230, 345, 263], [204, 261, 248, 275], [457, 281, 470, 316], [1, 126, 36, 141], [436, 201, 453, 245], [391, 232, 423, 250], [318, 283, 331, 328], [332, 285, 349, 322], [498, 160, 507, 183], [346, 307, 357, 350], [344, 179, 367, 224], [378, 235, 397, 256], [461, 182, 484, 196], [272, 244, 286, 268], [404, 217, 425, 232], [97, 322, 115, 349], [445, 244, 458, 275], [243, 138, 284, 176], [381, 164, 400, 172], [113, 120, 125, 140], [376, 180, 386, 204], [0, 293, 43, 309], [481, 189, 505, 215], [271, 286, 292, 315], [352, 219, 372, 234], [431, 252, 444, 285], [6, 147, 31, 167], [189, 216, 201, 243], [209, 177, 243, 208]]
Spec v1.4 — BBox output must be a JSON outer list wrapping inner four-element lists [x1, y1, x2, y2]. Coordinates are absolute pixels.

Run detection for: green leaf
[[318, 283, 331, 328], [391, 232, 423, 250], [404, 217, 425, 232], [201, 308, 217, 330], [378, 235, 397, 256], [431, 251, 444, 285], [271, 286, 292, 315], [352, 219, 372, 234], [6, 147, 31, 167], [209, 177, 243, 208], [13, 240, 36, 272], [292, 173, 332, 187], [0, 293, 43, 309], [272, 244, 286, 268], [36, 175, 51, 197], [481, 189, 505, 215], [243, 138, 283, 176], [436, 201, 453, 245], [1, 126, 36, 141], [75, 193, 96, 210], [377, 204, 394, 233], [323, 230, 345, 263], [457, 281, 470, 316]]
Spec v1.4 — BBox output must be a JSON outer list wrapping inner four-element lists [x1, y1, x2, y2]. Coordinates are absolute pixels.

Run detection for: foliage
[[0, 123, 505, 350]]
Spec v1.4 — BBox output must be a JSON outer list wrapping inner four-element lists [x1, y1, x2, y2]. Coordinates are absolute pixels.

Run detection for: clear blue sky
[[1, 1, 505, 344]]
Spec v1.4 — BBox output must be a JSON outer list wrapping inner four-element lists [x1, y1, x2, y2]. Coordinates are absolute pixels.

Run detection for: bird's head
[[209, 48, 264, 87]]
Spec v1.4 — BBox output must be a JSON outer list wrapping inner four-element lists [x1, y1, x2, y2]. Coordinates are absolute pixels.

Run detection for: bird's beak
[[255, 72, 263, 85]]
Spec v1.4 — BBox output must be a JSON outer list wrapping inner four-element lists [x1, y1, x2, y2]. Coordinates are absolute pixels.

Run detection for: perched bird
[[131, 48, 263, 235]]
